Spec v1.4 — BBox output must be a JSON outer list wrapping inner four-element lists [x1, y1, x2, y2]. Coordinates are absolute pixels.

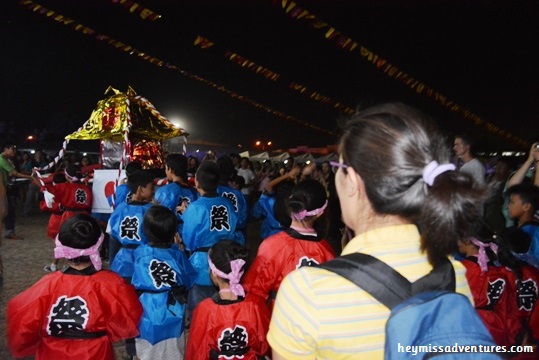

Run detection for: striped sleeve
[[268, 269, 319, 360]]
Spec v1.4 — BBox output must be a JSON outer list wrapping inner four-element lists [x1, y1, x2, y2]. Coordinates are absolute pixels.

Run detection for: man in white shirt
[[237, 157, 256, 209], [453, 134, 485, 185]]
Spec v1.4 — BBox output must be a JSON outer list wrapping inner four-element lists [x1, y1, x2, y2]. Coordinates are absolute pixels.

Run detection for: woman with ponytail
[[268, 103, 485, 359], [186, 240, 270, 360], [243, 179, 335, 310]]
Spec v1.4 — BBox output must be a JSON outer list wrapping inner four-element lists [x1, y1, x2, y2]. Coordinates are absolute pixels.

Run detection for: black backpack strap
[[412, 257, 455, 294], [320, 253, 411, 309], [320, 253, 456, 309]]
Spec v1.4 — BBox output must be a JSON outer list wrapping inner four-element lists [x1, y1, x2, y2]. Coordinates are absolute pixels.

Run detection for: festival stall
[[35, 86, 189, 212]]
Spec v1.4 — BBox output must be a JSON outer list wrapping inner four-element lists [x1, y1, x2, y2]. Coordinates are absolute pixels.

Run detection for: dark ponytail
[[420, 171, 487, 263], [209, 240, 250, 279]]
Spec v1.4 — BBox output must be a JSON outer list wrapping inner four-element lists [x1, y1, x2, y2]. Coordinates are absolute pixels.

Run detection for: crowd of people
[[1, 102, 539, 359]]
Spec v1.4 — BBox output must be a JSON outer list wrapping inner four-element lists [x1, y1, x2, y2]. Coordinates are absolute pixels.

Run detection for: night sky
[[2, 0, 538, 153]]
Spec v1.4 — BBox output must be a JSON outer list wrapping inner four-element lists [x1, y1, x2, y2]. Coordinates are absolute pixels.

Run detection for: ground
[[0, 207, 263, 359]]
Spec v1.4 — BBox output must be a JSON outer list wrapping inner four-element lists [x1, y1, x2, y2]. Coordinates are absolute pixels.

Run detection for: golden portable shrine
[[65, 86, 189, 170], [33, 86, 189, 212]]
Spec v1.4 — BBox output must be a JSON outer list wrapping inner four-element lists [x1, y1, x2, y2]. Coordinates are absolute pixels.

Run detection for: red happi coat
[[186, 292, 270, 360], [462, 257, 522, 346], [7, 269, 142, 360], [42, 182, 92, 238], [505, 264, 539, 342], [243, 228, 335, 309]]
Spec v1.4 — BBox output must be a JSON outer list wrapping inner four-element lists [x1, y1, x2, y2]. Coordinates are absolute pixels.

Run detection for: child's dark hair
[[58, 214, 102, 264], [216, 155, 237, 183], [209, 240, 249, 279], [127, 170, 156, 194], [65, 164, 82, 181], [165, 153, 188, 180], [196, 161, 220, 192], [232, 175, 245, 189], [53, 173, 67, 184], [465, 221, 499, 264], [273, 181, 294, 228], [339, 103, 488, 264], [125, 161, 143, 177], [286, 180, 327, 220], [143, 205, 178, 247], [507, 184, 539, 214], [496, 227, 532, 280]]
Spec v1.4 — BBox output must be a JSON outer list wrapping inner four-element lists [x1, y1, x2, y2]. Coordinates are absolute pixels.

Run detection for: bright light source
[[83, 152, 87, 156], [195, 149, 200, 153], [256, 141, 261, 146], [27, 135, 34, 140], [284, 159, 289, 164], [31, 150, 35, 154], [267, 141, 272, 146]]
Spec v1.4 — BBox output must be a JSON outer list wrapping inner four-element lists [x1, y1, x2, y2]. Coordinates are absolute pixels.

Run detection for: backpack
[[320, 253, 502, 359]]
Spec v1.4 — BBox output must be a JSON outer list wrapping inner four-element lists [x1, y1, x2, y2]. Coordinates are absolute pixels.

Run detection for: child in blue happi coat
[[132, 205, 198, 360]]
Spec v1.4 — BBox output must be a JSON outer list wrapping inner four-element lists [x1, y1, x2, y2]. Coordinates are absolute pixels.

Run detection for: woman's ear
[[345, 167, 364, 198]]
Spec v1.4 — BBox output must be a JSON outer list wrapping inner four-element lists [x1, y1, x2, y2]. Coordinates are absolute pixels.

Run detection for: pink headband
[[422, 161, 456, 186], [54, 232, 104, 271], [64, 170, 80, 182], [470, 237, 498, 273], [208, 257, 245, 297], [291, 200, 328, 221]]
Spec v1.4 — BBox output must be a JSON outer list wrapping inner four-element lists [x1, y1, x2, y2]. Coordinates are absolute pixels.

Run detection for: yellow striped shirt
[[267, 224, 471, 359]]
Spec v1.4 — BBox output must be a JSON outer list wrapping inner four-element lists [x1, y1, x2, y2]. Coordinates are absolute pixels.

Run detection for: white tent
[[239, 150, 250, 158], [249, 151, 270, 161], [293, 153, 316, 164], [270, 152, 290, 162]]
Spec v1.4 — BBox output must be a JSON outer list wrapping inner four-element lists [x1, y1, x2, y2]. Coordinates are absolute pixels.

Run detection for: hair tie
[[54, 232, 104, 270], [208, 257, 246, 297], [292, 200, 328, 221], [422, 161, 455, 186], [470, 237, 498, 272]]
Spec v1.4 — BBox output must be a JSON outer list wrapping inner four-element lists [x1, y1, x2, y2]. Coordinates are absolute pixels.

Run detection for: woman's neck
[[353, 212, 411, 235]]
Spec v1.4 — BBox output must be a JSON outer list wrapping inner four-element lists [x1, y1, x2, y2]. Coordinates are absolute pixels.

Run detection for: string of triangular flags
[[111, 0, 161, 21], [193, 35, 356, 115], [272, 0, 530, 149], [19, 0, 336, 139]]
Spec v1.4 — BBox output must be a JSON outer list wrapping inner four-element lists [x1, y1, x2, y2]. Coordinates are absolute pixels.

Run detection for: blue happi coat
[[182, 195, 238, 286], [131, 244, 198, 345], [109, 201, 153, 278], [217, 185, 247, 245], [154, 182, 198, 235], [252, 193, 284, 240]]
